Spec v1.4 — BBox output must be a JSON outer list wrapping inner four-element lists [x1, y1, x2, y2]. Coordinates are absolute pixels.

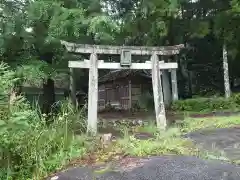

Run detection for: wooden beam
[[87, 53, 98, 136], [160, 56, 172, 107], [69, 68, 76, 107], [61, 40, 184, 55], [151, 54, 167, 130], [68, 60, 178, 69], [170, 69, 178, 101], [162, 70, 172, 107], [128, 80, 132, 110]]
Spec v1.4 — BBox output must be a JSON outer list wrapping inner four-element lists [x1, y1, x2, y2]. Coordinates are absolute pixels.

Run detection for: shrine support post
[[151, 54, 167, 130], [87, 53, 99, 135], [170, 69, 178, 101]]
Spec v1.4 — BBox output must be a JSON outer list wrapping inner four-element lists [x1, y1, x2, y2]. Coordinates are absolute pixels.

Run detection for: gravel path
[[185, 127, 240, 161], [48, 156, 240, 180]]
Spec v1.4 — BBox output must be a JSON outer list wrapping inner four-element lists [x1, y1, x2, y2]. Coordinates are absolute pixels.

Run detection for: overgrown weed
[[98, 115, 240, 164], [182, 115, 240, 133], [0, 62, 88, 180]]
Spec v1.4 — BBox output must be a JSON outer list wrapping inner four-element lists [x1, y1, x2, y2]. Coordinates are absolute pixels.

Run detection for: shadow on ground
[[47, 156, 240, 180]]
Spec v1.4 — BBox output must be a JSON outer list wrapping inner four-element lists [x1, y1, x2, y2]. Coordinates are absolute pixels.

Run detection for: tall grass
[[0, 62, 88, 179]]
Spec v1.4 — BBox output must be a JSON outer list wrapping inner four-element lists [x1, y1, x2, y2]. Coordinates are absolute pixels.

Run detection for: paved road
[[185, 127, 240, 161], [48, 156, 240, 180]]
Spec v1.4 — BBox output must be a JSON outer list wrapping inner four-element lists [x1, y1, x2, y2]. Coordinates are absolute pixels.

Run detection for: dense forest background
[[1, 0, 240, 111], [3, 1, 240, 179]]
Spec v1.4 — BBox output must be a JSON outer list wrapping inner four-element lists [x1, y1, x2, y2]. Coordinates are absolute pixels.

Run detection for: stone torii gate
[[61, 40, 184, 135]]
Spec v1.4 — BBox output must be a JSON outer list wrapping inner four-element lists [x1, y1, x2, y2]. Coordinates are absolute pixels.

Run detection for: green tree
[[24, 0, 118, 114]]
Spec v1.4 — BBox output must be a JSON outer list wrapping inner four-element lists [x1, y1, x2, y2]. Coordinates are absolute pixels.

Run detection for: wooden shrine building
[[98, 69, 152, 111]]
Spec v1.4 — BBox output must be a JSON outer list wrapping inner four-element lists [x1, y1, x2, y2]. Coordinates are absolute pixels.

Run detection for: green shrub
[[171, 96, 240, 112], [231, 93, 240, 105], [0, 62, 87, 179]]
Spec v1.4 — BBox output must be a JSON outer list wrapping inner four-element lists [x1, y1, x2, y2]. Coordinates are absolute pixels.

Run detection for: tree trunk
[[223, 43, 231, 98], [42, 78, 55, 114], [179, 57, 191, 98], [187, 71, 192, 98], [40, 52, 56, 115]]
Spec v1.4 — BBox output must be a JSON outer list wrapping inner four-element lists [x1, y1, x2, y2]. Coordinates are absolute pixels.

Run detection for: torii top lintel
[[61, 40, 185, 56]]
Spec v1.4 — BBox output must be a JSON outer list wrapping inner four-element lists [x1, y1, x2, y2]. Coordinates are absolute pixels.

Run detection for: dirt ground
[[98, 110, 183, 123], [98, 110, 240, 122]]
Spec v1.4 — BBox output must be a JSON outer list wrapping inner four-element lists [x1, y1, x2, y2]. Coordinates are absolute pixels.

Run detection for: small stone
[[134, 132, 154, 140], [50, 176, 59, 180], [132, 120, 137, 125], [100, 133, 113, 148], [137, 119, 143, 126]]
